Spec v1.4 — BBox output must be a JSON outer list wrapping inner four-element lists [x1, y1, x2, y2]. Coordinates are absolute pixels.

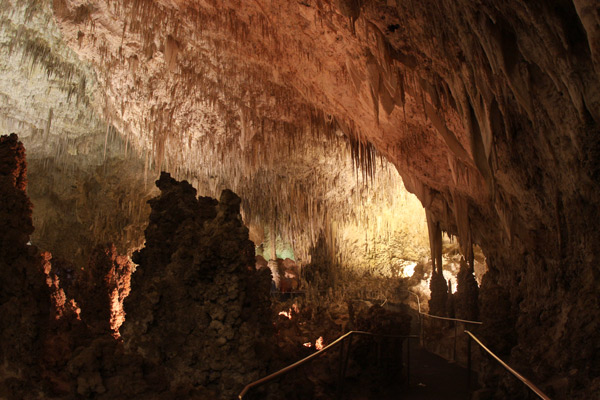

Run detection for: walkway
[[343, 306, 473, 400]]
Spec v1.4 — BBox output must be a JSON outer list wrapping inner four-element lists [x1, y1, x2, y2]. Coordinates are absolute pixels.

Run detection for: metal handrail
[[242, 289, 549, 399], [465, 330, 551, 400], [404, 290, 550, 398], [421, 313, 482, 325], [401, 289, 422, 314], [401, 289, 482, 325], [238, 330, 418, 399]]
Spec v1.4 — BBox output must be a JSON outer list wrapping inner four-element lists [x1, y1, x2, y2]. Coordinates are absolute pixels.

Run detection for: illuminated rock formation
[[71, 244, 134, 337], [1, 136, 272, 399]]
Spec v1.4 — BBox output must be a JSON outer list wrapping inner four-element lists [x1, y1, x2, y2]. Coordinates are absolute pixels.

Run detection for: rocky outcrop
[[0, 134, 50, 398], [124, 172, 273, 398], [1, 135, 274, 399], [39, 245, 166, 399], [0, 133, 33, 254]]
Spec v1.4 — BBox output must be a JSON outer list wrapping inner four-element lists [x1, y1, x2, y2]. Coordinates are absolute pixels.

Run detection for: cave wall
[[45, 0, 600, 397], [0, 134, 51, 398]]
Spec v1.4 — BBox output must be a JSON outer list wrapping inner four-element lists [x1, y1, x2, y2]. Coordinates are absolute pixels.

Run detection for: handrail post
[[406, 337, 411, 387], [419, 314, 423, 348], [453, 320, 457, 362], [467, 334, 472, 392], [337, 339, 346, 400], [342, 336, 352, 386]]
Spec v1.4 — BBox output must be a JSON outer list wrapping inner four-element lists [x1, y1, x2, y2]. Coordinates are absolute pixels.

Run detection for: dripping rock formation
[[53, 1, 600, 396]]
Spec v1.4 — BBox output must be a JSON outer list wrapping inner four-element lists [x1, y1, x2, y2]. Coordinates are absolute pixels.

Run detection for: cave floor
[[399, 345, 472, 400]]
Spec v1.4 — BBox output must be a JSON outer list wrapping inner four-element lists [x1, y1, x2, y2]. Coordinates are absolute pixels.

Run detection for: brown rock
[[124, 172, 274, 398]]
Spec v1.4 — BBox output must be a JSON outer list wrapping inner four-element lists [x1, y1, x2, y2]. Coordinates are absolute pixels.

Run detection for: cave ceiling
[[1, 0, 600, 268], [48, 0, 600, 259]]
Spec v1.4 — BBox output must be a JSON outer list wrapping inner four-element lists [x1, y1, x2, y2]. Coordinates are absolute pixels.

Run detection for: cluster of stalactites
[[53, 0, 415, 265]]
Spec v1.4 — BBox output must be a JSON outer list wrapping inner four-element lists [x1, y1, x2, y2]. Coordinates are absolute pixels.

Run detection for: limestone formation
[[427, 211, 448, 316], [124, 172, 274, 398], [455, 257, 479, 321], [70, 244, 135, 337], [0, 134, 50, 399], [428, 271, 448, 317]]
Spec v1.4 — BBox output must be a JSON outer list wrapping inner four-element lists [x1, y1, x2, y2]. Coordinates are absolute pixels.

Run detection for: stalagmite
[[124, 173, 273, 398], [455, 257, 479, 321], [426, 210, 447, 316]]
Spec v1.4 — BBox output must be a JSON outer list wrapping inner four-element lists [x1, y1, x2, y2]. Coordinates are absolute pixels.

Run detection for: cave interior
[[0, 0, 599, 399]]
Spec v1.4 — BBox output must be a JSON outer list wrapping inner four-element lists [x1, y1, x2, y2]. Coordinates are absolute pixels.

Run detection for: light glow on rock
[[315, 336, 324, 350], [398, 260, 417, 278]]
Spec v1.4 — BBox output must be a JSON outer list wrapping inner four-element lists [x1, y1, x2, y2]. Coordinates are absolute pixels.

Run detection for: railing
[[402, 289, 551, 399], [420, 311, 482, 362], [238, 330, 418, 400], [465, 330, 551, 400], [240, 289, 551, 399], [402, 288, 481, 353]]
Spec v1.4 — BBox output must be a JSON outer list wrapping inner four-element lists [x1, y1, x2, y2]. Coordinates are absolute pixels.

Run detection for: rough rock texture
[[428, 271, 448, 317], [0, 134, 50, 399], [0, 135, 168, 399], [124, 172, 274, 398], [2, 135, 279, 399], [39, 245, 171, 400], [0, 133, 32, 253]]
